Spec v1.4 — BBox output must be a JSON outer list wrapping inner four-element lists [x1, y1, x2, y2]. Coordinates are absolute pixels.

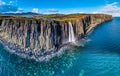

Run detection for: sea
[[0, 17, 120, 76]]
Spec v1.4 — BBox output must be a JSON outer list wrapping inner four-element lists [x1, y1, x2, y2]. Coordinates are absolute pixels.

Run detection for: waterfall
[[68, 22, 75, 42]]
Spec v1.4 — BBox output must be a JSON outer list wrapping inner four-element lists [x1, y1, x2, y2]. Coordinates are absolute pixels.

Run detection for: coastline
[[86, 23, 99, 35], [86, 20, 112, 35], [0, 14, 112, 62], [0, 21, 108, 62], [0, 36, 81, 62], [0, 36, 63, 61], [0, 35, 87, 62]]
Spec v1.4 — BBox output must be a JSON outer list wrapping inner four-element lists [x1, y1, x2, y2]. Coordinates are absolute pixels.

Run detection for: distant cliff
[[0, 14, 112, 60]]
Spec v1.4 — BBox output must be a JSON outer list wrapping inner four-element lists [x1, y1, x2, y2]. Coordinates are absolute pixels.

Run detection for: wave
[[0, 36, 87, 62]]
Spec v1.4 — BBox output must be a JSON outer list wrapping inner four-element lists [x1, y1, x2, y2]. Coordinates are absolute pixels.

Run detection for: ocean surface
[[0, 17, 120, 76]]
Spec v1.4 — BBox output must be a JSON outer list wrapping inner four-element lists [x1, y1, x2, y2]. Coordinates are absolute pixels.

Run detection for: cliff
[[0, 14, 112, 61]]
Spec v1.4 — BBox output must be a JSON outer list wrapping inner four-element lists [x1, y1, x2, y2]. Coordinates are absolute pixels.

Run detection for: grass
[[34, 14, 88, 21], [0, 14, 112, 22]]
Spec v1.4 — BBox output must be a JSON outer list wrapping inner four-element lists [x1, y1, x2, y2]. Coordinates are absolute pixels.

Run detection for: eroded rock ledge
[[0, 14, 112, 61]]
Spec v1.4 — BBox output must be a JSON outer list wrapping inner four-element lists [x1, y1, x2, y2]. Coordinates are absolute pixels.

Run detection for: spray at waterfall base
[[0, 21, 88, 62]]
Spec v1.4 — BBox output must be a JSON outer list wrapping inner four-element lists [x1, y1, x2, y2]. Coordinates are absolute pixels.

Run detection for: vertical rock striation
[[0, 14, 112, 60]]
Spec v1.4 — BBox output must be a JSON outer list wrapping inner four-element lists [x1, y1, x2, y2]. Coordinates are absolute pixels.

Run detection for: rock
[[0, 14, 112, 60]]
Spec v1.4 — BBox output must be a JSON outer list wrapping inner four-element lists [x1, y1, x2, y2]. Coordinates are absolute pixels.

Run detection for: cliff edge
[[0, 14, 112, 61]]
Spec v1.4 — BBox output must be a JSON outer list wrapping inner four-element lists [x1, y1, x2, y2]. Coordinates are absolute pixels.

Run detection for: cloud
[[32, 8, 39, 13], [104, 0, 109, 4], [0, 0, 23, 13], [16, 8, 23, 13], [9, 1, 14, 5], [46, 9, 59, 12], [41, 8, 85, 14], [93, 2, 120, 16], [40, 9, 59, 14], [0, 5, 18, 12], [0, 0, 5, 5]]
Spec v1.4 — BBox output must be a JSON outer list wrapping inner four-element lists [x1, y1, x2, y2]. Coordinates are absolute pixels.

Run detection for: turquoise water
[[0, 17, 120, 76]]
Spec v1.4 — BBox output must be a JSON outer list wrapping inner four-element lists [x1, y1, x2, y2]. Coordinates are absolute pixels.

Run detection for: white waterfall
[[68, 22, 75, 42]]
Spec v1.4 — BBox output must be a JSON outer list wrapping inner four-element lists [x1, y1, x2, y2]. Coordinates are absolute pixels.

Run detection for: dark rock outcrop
[[0, 14, 112, 57]]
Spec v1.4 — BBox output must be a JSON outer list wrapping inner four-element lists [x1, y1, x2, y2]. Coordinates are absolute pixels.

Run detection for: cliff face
[[0, 14, 112, 51]]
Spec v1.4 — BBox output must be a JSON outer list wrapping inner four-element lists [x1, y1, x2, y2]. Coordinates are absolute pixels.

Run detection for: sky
[[0, 0, 120, 16]]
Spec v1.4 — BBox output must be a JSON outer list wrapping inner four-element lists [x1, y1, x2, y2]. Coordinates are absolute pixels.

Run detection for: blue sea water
[[0, 17, 120, 76]]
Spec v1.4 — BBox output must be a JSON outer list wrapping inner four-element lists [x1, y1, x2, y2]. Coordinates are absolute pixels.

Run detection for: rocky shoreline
[[0, 14, 112, 61], [0, 35, 87, 62], [0, 36, 81, 62], [0, 36, 62, 61]]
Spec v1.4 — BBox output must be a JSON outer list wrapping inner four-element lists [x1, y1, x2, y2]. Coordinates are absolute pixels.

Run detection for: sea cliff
[[0, 14, 112, 61]]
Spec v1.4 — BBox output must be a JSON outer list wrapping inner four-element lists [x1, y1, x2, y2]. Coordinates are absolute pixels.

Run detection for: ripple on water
[[1, 18, 120, 76], [0, 44, 80, 76]]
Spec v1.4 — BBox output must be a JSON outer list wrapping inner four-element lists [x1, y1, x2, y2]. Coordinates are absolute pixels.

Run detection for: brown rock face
[[0, 14, 112, 51]]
